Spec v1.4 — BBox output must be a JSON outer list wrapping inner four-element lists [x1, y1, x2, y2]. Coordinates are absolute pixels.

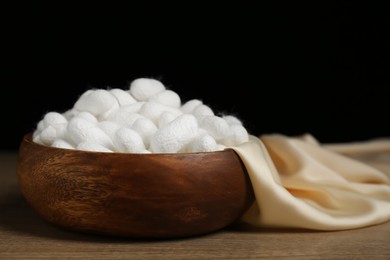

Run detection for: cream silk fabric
[[231, 134, 390, 230]]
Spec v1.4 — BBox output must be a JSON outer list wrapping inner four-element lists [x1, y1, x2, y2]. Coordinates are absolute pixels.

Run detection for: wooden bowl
[[17, 133, 255, 238]]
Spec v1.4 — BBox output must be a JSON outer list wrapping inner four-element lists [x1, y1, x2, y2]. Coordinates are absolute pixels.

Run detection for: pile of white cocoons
[[33, 78, 250, 153]]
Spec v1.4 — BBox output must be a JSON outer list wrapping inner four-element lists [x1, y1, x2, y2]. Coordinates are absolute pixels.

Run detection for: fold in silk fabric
[[231, 134, 390, 230]]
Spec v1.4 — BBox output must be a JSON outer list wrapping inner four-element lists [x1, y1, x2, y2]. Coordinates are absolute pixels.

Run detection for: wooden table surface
[[1, 151, 389, 259]]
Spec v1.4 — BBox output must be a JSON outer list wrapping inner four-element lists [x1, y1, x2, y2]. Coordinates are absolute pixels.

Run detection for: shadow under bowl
[[17, 133, 255, 238]]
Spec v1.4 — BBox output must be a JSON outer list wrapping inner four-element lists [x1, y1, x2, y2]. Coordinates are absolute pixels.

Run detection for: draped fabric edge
[[229, 135, 390, 231]]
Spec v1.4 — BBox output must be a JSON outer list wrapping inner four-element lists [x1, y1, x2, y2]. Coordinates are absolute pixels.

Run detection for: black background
[[2, 2, 389, 150]]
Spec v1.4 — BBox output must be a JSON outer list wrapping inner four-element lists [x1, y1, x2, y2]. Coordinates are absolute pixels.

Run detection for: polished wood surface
[[1, 151, 390, 259], [17, 134, 254, 238]]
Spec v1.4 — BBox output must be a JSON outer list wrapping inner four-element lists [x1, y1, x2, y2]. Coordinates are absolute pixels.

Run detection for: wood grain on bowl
[[17, 133, 255, 238]]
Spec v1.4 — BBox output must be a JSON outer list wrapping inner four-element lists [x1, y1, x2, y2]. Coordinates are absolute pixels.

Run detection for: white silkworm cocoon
[[110, 88, 137, 106], [122, 102, 145, 113], [221, 124, 249, 146], [113, 127, 147, 153], [32, 130, 41, 141], [186, 133, 218, 153], [192, 104, 215, 119], [131, 117, 158, 148], [103, 101, 144, 122], [150, 114, 199, 153], [68, 116, 96, 129], [33, 78, 250, 153], [63, 109, 79, 120], [38, 112, 68, 141], [74, 89, 119, 117], [54, 123, 68, 140], [52, 139, 74, 149], [100, 104, 122, 120], [34, 120, 45, 138], [77, 142, 113, 153], [199, 115, 231, 141], [39, 126, 57, 145], [222, 115, 243, 125], [108, 102, 145, 117], [158, 111, 178, 128], [32, 112, 68, 145], [181, 99, 203, 114], [106, 108, 144, 127], [129, 78, 166, 101], [38, 123, 68, 145], [97, 121, 121, 140], [149, 90, 181, 108], [138, 101, 182, 124], [43, 112, 68, 128], [80, 89, 94, 97], [76, 111, 98, 124], [67, 117, 113, 148]]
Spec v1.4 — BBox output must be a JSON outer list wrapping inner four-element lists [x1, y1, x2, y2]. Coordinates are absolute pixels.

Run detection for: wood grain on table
[[1, 152, 389, 259]]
